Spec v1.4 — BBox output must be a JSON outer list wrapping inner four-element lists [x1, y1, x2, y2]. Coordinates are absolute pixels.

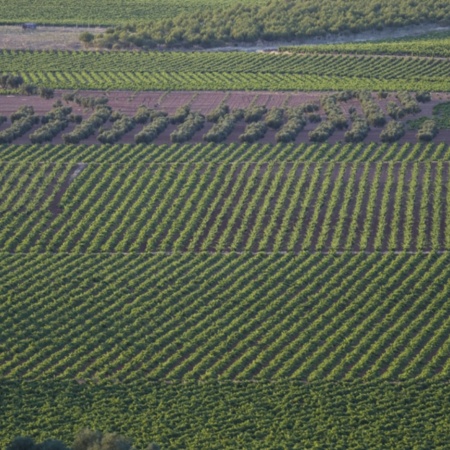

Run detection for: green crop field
[[0, 0, 250, 25], [282, 30, 450, 57], [2, 10, 450, 449], [1, 50, 450, 91], [0, 160, 449, 252]]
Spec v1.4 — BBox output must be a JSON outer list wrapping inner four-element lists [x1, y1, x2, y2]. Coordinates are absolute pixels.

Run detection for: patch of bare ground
[[0, 25, 104, 51]]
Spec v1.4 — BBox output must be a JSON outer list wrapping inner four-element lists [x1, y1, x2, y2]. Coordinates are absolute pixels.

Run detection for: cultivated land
[[1, 90, 450, 146], [3, 13, 450, 450]]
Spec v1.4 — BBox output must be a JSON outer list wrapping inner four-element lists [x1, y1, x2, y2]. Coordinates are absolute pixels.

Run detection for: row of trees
[[81, 0, 450, 49]]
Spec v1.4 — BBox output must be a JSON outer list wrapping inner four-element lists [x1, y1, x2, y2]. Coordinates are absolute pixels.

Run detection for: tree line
[[81, 0, 450, 49]]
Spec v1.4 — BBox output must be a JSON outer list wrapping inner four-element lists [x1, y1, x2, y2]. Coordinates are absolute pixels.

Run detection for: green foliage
[[2, 379, 450, 449], [170, 112, 205, 143], [380, 120, 405, 142], [239, 121, 267, 142], [345, 117, 370, 142], [281, 30, 450, 58], [417, 119, 438, 141], [83, 0, 450, 48], [2, 142, 450, 164], [2, 50, 450, 91]]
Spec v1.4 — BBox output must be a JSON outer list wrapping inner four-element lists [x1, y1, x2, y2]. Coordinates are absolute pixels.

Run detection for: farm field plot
[[2, 252, 450, 381], [3, 379, 450, 449], [1, 161, 450, 253], [281, 30, 450, 57], [0, 90, 449, 146], [3, 23, 450, 449], [1, 50, 450, 91], [0, 0, 246, 25], [3, 142, 450, 163]]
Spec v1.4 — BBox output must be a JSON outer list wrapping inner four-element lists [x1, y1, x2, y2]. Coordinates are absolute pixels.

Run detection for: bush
[[11, 105, 35, 122], [387, 101, 405, 119], [206, 103, 230, 123], [0, 107, 38, 143], [345, 117, 370, 142], [264, 107, 285, 129], [134, 116, 169, 143], [134, 106, 153, 124], [396, 91, 421, 114], [380, 120, 405, 142], [0, 74, 24, 89], [203, 109, 242, 143], [320, 95, 347, 129], [63, 106, 111, 144], [39, 87, 55, 99], [309, 120, 335, 142], [244, 105, 267, 123], [170, 112, 205, 143], [30, 118, 69, 143], [170, 105, 190, 124], [19, 84, 38, 95], [275, 114, 306, 142], [80, 32, 95, 44], [239, 121, 267, 142], [6, 437, 36, 450], [417, 119, 438, 141], [416, 91, 431, 103], [357, 91, 386, 126], [98, 115, 135, 144]]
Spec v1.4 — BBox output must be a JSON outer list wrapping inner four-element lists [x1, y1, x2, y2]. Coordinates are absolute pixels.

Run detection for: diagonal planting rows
[[2, 252, 450, 381], [1, 161, 449, 252]]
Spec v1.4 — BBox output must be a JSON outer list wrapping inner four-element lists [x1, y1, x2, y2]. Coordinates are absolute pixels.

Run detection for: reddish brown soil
[[1, 90, 450, 146]]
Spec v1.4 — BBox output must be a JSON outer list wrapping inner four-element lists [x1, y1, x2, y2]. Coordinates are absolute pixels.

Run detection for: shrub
[[170, 105, 190, 124], [387, 101, 405, 120], [11, 105, 35, 122], [357, 91, 386, 126], [244, 105, 267, 123], [417, 119, 438, 141], [275, 114, 306, 142], [206, 103, 230, 122], [264, 107, 285, 129], [39, 87, 55, 99], [239, 121, 267, 142], [416, 91, 431, 103], [98, 115, 135, 144], [380, 120, 405, 142], [203, 109, 242, 143], [171, 112, 205, 142], [134, 116, 169, 143], [345, 117, 370, 142], [309, 120, 335, 142], [397, 91, 421, 114], [63, 106, 111, 144]]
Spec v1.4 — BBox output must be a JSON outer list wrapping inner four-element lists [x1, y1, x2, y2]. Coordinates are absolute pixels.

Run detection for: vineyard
[[282, 30, 450, 57], [3, 379, 449, 448], [0, 0, 244, 25], [3, 142, 450, 163], [1, 50, 450, 91], [3, 252, 450, 381], [1, 161, 450, 252], [3, 13, 450, 449]]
